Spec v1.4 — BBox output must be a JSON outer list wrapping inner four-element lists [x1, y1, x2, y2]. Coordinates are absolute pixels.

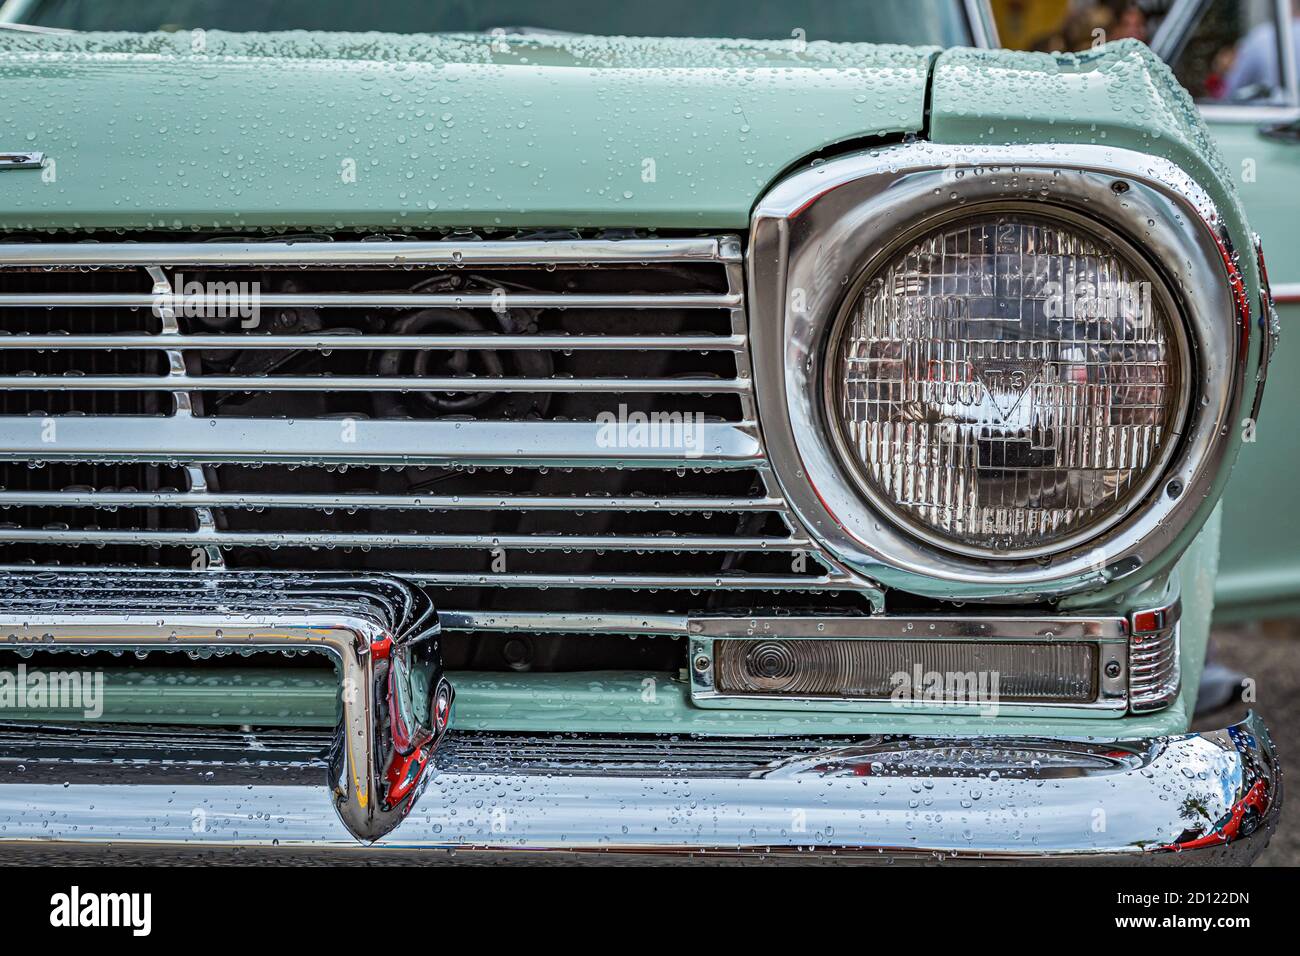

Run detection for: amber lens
[[835, 213, 1182, 553]]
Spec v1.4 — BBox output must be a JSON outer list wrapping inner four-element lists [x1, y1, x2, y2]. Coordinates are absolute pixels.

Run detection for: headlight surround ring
[[748, 144, 1251, 600]]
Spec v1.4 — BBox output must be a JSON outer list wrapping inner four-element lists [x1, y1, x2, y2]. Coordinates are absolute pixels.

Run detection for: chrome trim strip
[[1278, 0, 1298, 110], [0, 490, 784, 512], [1151, 0, 1213, 62], [0, 333, 748, 351], [749, 144, 1250, 599], [1252, 236, 1279, 422], [0, 237, 738, 267], [1129, 597, 1183, 713], [0, 0, 52, 26], [0, 528, 810, 552], [0, 150, 43, 170], [400, 571, 854, 590], [0, 292, 742, 309], [963, 0, 998, 48], [0, 565, 855, 591], [0, 715, 1279, 862], [1196, 103, 1300, 123], [0, 373, 751, 393], [437, 610, 690, 635], [688, 615, 1128, 641], [0, 416, 763, 467]]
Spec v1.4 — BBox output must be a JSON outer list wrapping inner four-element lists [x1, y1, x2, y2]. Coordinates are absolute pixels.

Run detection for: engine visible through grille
[[0, 235, 866, 662]]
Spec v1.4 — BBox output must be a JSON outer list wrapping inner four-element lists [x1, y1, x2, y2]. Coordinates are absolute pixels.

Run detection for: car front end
[[0, 5, 1282, 863]]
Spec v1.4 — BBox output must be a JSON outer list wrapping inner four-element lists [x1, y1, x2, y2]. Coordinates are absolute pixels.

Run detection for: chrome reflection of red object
[[384, 670, 454, 811], [1163, 779, 1271, 851], [385, 747, 430, 805]]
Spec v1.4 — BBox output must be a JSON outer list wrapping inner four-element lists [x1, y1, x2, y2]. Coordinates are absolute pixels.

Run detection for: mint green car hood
[[0, 31, 934, 232]]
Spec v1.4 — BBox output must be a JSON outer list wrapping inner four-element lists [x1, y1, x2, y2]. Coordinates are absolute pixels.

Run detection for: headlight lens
[[834, 213, 1185, 555]]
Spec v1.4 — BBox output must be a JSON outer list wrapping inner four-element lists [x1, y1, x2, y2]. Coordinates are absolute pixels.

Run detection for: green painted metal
[[0, 30, 933, 232], [1196, 120, 1299, 618], [0, 667, 337, 726]]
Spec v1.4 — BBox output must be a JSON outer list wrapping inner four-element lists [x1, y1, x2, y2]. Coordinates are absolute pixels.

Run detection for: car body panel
[[0, 30, 935, 231], [1195, 120, 1300, 619]]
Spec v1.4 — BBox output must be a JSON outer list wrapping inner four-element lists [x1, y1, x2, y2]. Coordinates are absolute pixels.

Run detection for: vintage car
[[0, 0, 1282, 863]]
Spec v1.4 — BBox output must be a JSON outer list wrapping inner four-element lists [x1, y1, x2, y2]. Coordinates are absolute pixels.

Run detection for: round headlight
[[831, 211, 1188, 557]]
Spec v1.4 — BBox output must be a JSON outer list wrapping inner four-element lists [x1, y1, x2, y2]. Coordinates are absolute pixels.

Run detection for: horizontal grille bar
[[0, 417, 762, 466], [0, 292, 742, 310], [0, 529, 810, 552], [0, 237, 740, 268], [437, 610, 691, 635], [0, 565, 855, 592], [0, 374, 750, 393], [0, 333, 747, 351], [400, 572, 854, 590], [0, 490, 783, 512]]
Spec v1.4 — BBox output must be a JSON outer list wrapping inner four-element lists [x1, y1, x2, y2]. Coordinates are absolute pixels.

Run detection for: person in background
[[1204, 45, 1238, 100], [1107, 0, 1149, 42], [1222, 0, 1300, 99], [1030, 1, 1147, 54]]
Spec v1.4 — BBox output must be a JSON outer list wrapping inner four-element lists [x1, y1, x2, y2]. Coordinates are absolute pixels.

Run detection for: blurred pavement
[[1197, 621, 1298, 866]]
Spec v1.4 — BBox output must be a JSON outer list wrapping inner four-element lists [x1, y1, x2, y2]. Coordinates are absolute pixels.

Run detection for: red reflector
[[1132, 610, 1162, 633]]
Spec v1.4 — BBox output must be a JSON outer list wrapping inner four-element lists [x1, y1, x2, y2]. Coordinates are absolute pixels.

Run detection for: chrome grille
[[1129, 618, 1181, 713], [0, 236, 856, 596]]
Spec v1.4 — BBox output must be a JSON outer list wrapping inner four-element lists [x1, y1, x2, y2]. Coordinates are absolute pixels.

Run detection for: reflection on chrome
[[0, 709, 1278, 863], [0, 569, 452, 843]]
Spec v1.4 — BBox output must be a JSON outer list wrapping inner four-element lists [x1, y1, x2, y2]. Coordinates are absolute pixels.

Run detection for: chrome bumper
[[0, 713, 1280, 864]]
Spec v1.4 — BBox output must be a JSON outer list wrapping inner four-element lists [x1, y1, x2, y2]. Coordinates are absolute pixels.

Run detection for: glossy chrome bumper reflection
[[0, 714, 1279, 864], [0, 570, 453, 844]]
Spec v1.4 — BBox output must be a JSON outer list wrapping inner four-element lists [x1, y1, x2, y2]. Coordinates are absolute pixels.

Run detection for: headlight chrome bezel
[[748, 144, 1251, 599]]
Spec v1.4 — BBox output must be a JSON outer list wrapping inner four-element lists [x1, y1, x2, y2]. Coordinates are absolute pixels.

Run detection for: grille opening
[[157, 262, 731, 292], [208, 462, 764, 497], [0, 258, 745, 421], [0, 236, 877, 666], [214, 545, 813, 577], [8, 634, 686, 690], [0, 290, 173, 416], [429, 590, 880, 617], [213, 506, 790, 538], [0, 462, 193, 567]]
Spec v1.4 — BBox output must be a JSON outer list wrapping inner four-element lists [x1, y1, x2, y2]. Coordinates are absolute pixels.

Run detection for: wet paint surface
[[0, 30, 933, 231]]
